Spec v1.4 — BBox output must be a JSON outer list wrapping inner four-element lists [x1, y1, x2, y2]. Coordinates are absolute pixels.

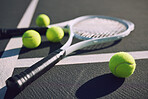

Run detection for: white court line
[[17, 0, 39, 28], [16, 51, 148, 67], [0, 1, 39, 98], [0, 38, 22, 88]]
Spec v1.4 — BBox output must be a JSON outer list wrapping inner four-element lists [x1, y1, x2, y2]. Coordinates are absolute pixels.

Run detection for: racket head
[[64, 15, 134, 55], [69, 15, 134, 40], [47, 15, 134, 51]]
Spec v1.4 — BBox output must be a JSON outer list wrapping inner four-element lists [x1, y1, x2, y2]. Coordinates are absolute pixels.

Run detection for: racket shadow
[[0, 41, 63, 58], [70, 39, 121, 56], [20, 41, 63, 54], [1, 33, 69, 58], [19, 33, 69, 56], [1, 36, 120, 58], [75, 73, 125, 99]]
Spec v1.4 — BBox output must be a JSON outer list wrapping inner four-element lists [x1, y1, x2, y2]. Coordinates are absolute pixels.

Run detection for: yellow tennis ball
[[109, 52, 136, 78], [22, 30, 41, 49], [36, 14, 50, 27], [46, 26, 64, 42]]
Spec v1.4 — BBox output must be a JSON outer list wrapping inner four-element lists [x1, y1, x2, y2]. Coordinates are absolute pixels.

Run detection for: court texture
[[0, 0, 148, 99]]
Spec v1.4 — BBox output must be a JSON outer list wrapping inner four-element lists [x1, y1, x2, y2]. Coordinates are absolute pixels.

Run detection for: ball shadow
[[75, 73, 125, 99], [0, 33, 69, 58]]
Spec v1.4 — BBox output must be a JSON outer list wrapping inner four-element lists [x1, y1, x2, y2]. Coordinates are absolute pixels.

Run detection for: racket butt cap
[[6, 76, 23, 91]]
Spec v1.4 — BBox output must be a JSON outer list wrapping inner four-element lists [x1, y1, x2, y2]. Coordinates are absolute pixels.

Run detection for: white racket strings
[[73, 18, 127, 39]]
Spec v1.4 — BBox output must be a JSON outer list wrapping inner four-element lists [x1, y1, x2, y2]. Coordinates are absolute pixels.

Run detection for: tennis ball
[[22, 30, 41, 49], [109, 52, 136, 78], [36, 14, 50, 27], [46, 26, 64, 42]]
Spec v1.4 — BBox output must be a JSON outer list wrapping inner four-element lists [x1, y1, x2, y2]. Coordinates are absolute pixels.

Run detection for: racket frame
[[55, 15, 134, 55], [5, 15, 134, 91]]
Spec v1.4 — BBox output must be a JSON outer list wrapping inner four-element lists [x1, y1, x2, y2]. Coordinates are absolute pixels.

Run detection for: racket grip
[[0, 27, 48, 38], [6, 49, 65, 91]]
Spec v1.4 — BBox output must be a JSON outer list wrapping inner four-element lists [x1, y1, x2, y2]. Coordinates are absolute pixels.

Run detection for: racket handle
[[6, 49, 65, 91], [0, 27, 48, 38]]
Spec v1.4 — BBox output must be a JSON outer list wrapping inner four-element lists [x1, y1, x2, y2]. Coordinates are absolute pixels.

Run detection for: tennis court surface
[[0, 0, 148, 99]]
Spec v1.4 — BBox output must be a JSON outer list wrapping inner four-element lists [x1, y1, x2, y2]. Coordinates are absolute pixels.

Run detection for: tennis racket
[[6, 15, 134, 91]]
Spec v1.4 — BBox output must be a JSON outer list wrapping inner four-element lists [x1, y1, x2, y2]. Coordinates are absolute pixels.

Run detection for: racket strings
[[73, 18, 127, 39]]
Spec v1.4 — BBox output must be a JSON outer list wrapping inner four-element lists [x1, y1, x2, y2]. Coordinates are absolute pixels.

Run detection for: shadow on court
[[4, 73, 125, 99], [70, 39, 121, 56], [75, 73, 125, 99], [0, 41, 63, 58], [0, 37, 121, 59], [0, 34, 69, 58]]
